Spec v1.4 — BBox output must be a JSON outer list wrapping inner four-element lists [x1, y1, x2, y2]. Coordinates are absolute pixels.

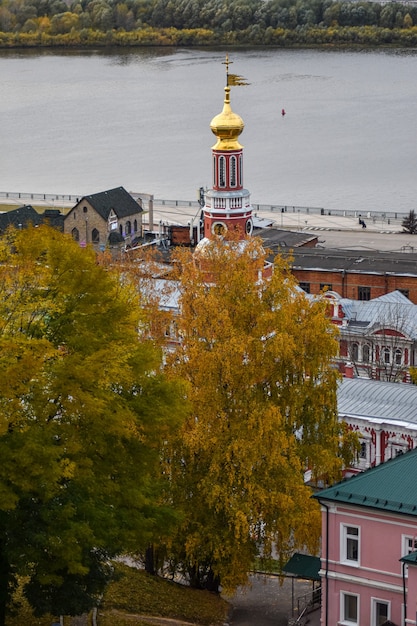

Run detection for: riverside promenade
[[1, 190, 415, 252]]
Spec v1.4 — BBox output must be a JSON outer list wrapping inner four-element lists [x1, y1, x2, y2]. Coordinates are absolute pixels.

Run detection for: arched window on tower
[[219, 156, 226, 187], [213, 156, 217, 186], [230, 156, 237, 187], [239, 154, 243, 186]]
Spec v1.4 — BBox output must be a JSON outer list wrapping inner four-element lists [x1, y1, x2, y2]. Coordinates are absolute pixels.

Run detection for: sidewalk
[[224, 574, 319, 626]]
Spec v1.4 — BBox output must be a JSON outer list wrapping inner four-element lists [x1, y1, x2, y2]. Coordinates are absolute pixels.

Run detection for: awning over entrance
[[282, 553, 321, 581]]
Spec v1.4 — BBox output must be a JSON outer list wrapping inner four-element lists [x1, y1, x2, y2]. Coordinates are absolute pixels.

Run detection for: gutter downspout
[[402, 561, 407, 626]]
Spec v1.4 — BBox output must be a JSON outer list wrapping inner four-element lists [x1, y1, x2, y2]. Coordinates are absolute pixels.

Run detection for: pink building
[[314, 448, 417, 626]]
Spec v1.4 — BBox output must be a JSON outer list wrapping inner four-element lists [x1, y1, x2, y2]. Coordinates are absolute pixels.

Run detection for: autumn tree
[[157, 236, 356, 592], [0, 226, 186, 624]]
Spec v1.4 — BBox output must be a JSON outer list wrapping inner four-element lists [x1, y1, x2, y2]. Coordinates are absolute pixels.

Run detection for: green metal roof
[[283, 553, 321, 581], [400, 552, 417, 564], [314, 447, 417, 516]]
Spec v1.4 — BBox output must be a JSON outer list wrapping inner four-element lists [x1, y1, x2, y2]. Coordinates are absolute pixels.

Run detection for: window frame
[[340, 591, 359, 625], [230, 155, 237, 187], [402, 534, 417, 576], [358, 286, 371, 301], [371, 597, 390, 626], [341, 524, 360, 566], [219, 156, 226, 187]]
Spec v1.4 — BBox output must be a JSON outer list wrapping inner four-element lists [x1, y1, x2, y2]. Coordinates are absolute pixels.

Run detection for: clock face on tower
[[212, 222, 227, 236], [245, 218, 253, 235]]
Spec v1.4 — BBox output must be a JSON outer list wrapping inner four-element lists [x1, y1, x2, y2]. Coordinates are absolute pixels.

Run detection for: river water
[[1, 47, 416, 213]]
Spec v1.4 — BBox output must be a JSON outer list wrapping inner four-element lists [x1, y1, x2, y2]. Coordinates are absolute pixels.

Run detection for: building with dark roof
[[314, 448, 417, 626], [0, 206, 64, 233], [64, 187, 143, 250], [284, 247, 417, 304]]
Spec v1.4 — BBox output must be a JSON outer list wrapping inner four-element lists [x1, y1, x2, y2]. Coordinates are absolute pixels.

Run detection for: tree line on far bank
[[1, 0, 417, 47]]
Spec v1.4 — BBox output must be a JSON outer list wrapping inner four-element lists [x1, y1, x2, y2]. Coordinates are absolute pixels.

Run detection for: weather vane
[[222, 54, 249, 87]]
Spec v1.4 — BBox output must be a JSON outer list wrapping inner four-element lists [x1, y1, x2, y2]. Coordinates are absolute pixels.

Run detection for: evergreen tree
[[402, 210, 417, 234]]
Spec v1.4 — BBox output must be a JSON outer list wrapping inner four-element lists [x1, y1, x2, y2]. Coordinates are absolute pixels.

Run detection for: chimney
[[344, 362, 354, 378]]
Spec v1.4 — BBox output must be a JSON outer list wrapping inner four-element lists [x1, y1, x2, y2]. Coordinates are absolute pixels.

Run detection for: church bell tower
[[202, 56, 253, 241]]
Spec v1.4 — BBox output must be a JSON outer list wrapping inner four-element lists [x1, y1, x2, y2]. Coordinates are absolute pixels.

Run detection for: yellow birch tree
[[160, 235, 356, 592]]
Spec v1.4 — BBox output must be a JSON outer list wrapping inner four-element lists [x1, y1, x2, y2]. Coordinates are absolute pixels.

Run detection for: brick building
[[285, 248, 417, 304], [64, 187, 143, 250]]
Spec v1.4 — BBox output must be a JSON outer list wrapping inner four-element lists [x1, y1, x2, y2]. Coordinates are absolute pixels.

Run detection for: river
[[1, 47, 416, 213]]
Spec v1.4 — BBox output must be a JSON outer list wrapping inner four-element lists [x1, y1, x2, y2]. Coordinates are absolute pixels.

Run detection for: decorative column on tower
[[202, 55, 253, 242]]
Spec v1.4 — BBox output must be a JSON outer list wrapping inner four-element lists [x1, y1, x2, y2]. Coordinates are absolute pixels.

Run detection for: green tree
[[402, 209, 417, 234], [159, 236, 356, 593], [0, 226, 185, 624]]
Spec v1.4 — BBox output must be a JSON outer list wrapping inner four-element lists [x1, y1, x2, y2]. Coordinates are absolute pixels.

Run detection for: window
[[341, 592, 358, 624], [126, 221, 131, 235], [383, 348, 391, 364], [239, 154, 242, 186], [403, 535, 417, 557], [351, 343, 359, 361], [83, 206, 88, 214], [92, 228, 99, 243], [363, 344, 370, 363], [358, 286, 371, 301], [395, 349, 402, 365], [230, 156, 237, 187], [134, 219, 138, 233], [71, 227, 79, 241], [402, 535, 417, 577], [372, 598, 389, 626], [299, 282, 310, 294], [219, 156, 226, 187], [320, 283, 332, 292], [341, 524, 359, 564], [359, 441, 367, 459]]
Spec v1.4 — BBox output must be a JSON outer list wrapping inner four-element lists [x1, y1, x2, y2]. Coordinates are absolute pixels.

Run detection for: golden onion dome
[[210, 85, 244, 151]]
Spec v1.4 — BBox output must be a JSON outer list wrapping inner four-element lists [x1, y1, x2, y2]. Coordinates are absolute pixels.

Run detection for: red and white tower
[[202, 57, 253, 242]]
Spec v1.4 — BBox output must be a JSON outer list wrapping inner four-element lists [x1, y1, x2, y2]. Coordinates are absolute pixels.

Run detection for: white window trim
[[340, 590, 359, 625], [340, 524, 360, 567], [371, 596, 390, 626], [401, 534, 417, 577]]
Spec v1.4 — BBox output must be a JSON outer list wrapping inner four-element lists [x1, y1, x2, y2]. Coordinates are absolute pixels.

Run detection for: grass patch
[[100, 563, 230, 625], [6, 563, 229, 625]]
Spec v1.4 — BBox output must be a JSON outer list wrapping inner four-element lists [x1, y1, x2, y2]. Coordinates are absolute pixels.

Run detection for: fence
[[0, 191, 409, 226]]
